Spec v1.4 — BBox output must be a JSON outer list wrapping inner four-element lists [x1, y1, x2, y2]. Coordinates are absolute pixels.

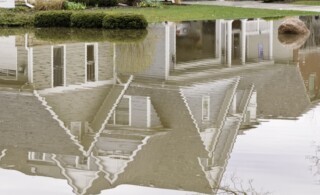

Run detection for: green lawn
[[293, 1, 320, 6], [0, 4, 318, 27], [101, 5, 318, 22]]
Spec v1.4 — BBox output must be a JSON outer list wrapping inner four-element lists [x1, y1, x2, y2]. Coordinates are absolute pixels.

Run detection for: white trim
[[241, 19, 247, 65], [269, 21, 274, 60], [113, 43, 117, 83], [27, 43, 34, 83], [165, 23, 170, 80], [215, 20, 222, 60], [128, 95, 132, 126], [51, 46, 54, 88], [28, 151, 50, 162], [146, 97, 151, 128], [226, 20, 233, 67], [36, 80, 114, 95], [0, 149, 7, 161], [84, 44, 87, 83], [95, 43, 99, 81], [64, 45, 66, 87]]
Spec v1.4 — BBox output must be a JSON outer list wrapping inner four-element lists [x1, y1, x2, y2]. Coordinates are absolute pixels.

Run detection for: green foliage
[[34, 0, 66, 11], [121, 0, 139, 6], [138, 0, 161, 8], [0, 8, 34, 27], [293, 1, 320, 6], [263, 0, 284, 2], [71, 12, 105, 28], [103, 14, 148, 29], [34, 28, 148, 43], [64, 1, 86, 10], [68, 0, 96, 6], [97, 0, 118, 7], [34, 11, 72, 27], [103, 29, 148, 42], [68, 0, 118, 7]]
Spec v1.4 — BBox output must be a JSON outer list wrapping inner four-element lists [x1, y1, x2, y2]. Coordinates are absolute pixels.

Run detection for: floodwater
[[0, 16, 320, 195]]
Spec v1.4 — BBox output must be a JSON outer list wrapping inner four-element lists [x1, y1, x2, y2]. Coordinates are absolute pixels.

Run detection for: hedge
[[71, 12, 105, 28], [34, 28, 148, 43], [34, 11, 72, 27], [68, 0, 118, 7], [34, 12, 147, 29], [103, 14, 148, 29]]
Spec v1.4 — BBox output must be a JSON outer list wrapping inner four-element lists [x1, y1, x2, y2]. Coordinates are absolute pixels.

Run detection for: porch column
[[25, 34, 33, 83], [269, 21, 274, 60], [165, 22, 170, 80], [241, 19, 247, 65], [215, 20, 222, 60], [226, 20, 233, 67]]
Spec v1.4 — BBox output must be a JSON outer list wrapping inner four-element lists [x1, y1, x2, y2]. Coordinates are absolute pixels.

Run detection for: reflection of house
[[297, 51, 320, 101], [174, 19, 274, 69], [0, 17, 317, 195], [0, 35, 28, 89], [297, 16, 320, 101]]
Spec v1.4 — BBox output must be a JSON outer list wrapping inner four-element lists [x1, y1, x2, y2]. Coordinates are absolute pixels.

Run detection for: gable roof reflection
[[0, 91, 81, 155], [179, 76, 257, 192], [53, 153, 100, 195], [35, 76, 134, 155], [180, 78, 240, 152]]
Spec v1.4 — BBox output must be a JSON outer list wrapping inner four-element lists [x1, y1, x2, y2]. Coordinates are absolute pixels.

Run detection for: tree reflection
[[218, 173, 271, 195], [306, 141, 320, 184]]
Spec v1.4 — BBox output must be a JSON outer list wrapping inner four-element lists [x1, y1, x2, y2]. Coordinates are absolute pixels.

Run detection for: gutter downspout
[[25, 0, 34, 8]]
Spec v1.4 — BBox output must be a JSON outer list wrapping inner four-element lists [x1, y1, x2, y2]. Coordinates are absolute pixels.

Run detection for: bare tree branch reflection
[[306, 141, 320, 184], [216, 173, 271, 195]]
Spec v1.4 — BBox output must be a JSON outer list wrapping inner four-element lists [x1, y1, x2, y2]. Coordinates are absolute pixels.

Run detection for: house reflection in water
[[297, 17, 320, 101], [0, 16, 318, 194]]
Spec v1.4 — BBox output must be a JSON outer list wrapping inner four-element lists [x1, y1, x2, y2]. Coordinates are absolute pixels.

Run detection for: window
[[86, 44, 96, 82], [70, 122, 82, 140], [53, 46, 65, 87], [202, 96, 210, 121], [108, 96, 131, 126]]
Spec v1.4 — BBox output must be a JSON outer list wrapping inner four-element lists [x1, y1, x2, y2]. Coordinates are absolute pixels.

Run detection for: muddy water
[[0, 16, 320, 195]]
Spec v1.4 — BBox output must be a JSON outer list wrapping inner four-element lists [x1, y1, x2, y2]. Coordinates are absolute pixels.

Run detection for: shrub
[[64, 1, 86, 10], [34, 0, 66, 10], [34, 11, 72, 27], [34, 28, 148, 43], [68, 0, 118, 7], [138, 0, 161, 7], [103, 29, 148, 42], [103, 14, 148, 29], [263, 0, 284, 2], [68, 0, 96, 6], [71, 12, 105, 28], [97, 0, 118, 7]]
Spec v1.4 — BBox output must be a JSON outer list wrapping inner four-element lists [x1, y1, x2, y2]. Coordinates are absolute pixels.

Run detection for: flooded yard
[[0, 16, 320, 195]]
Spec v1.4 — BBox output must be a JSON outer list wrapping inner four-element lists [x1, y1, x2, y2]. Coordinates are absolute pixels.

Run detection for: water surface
[[0, 16, 320, 195]]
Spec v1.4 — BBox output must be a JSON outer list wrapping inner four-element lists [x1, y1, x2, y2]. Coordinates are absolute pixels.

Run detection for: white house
[[0, 0, 15, 8]]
